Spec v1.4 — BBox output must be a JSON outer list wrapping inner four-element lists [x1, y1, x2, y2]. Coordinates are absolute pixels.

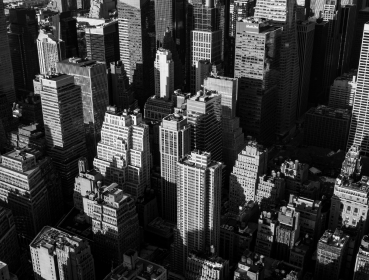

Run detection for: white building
[[154, 48, 174, 99]]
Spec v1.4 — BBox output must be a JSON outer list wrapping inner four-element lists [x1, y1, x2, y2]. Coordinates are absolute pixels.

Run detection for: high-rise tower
[[347, 23, 369, 155], [174, 150, 223, 273], [159, 113, 191, 223], [37, 30, 66, 75], [0, 0, 15, 104], [154, 49, 174, 99], [234, 18, 281, 143], [254, 0, 300, 137], [56, 58, 109, 164], [39, 74, 87, 205]]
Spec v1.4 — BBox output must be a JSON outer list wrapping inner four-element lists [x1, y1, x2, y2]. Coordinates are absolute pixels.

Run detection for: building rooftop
[[59, 57, 104, 68], [306, 105, 351, 119], [319, 229, 349, 248], [189, 89, 220, 103]]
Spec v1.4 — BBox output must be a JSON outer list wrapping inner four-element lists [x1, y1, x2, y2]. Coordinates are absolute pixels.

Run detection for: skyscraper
[[229, 140, 268, 213], [154, 49, 174, 99], [8, 8, 40, 93], [37, 30, 66, 74], [315, 229, 349, 280], [254, 0, 300, 137], [204, 76, 244, 175], [350, 8, 369, 69], [0, 207, 21, 275], [329, 71, 357, 109], [84, 20, 120, 66], [30, 226, 95, 280], [190, 0, 224, 93], [93, 106, 151, 198], [234, 18, 281, 144], [186, 89, 222, 162], [174, 150, 223, 273], [117, 0, 155, 108], [296, 20, 315, 118], [159, 113, 191, 223], [0, 0, 15, 104], [0, 149, 64, 241], [109, 61, 136, 110], [347, 23, 369, 155], [56, 58, 109, 164], [39, 74, 87, 204], [51, 12, 78, 58]]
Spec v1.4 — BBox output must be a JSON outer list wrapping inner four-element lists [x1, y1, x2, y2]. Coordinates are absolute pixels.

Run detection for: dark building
[[85, 20, 120, 67], [296, 20, 315, 118], [51, 11, 79, 58], [8, 8, 40, 94], [304, 106, 350, 151]]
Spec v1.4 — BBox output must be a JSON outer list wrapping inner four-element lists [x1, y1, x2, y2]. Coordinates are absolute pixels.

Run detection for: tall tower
[[0, 0, 15, 104], [117, 0, 154, 108], [347, 23, 369, 155], [186, 89, 222, 162], [93, 106, 151, 199], [174, 151, 223, 273], [234, 18, 281, 143], [254, 0, 300, 137], [229, 140, 268, 213], [37, 30, 66, 75], [204, 76, 244, 176], [190, 0, 224, 93], [56, 58, 109, 164], [296, 21, 315, 118], [51, 12, 78, 58], [39, 74, 87, 205], [8, 8, 40, 93], [154, 49, 174, 99], [159, 113, 191, 223]]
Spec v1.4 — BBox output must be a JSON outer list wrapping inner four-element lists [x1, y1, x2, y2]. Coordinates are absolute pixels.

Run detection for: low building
[[0, 261, 18, 280], [354, 235, 369, 280], [329, 70, 357, 109], [255, 211, 278, 258], [234, 250, 264, 280], [103, 249, 167, 280], [304, 105, 351, 151], [255, 172, 285, 211]]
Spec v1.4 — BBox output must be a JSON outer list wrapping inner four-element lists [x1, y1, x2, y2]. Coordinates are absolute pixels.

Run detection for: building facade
[[329, 71, 357, 109], [354, 235, 369, 280]]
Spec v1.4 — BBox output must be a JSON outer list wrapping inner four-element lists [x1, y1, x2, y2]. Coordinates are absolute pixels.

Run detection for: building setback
[[304, 105, 351, 151], [30, 226, 95, 280]]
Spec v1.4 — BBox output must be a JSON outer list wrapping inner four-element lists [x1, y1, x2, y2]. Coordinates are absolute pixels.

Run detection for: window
[[354, 208, 358, 216], [346, 206, 351, 213]]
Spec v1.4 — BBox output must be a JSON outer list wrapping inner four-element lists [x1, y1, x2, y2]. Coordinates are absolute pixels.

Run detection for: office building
[[0, 207, 21, 275], [0, 261, 17, 280], [37, 30, 66, 75], [117, 0, 155, 108], [354, 235, 369, 280], [186, 89, 222, 162], [304, 106, 351, 151], [275, 206, 300, 262], [329, 148, 369, 238], [174, 151, 223, 273], [0, 0, 15, 104], [280, 159, 310, 199], [18, 92, 43, 126], [234, 250, 264, 280], [315, 229, 349, 280], [329, 70, 357, 109], [348, 23, 369, 155], [8, 8, 40, 92], [39, 74, 87, 204], [159, 113, 190, 223], [89, 0, 115, 19], [229, 140, 268, 213], [338, 4, 356, 75], [56, 58, 109, 164], [204, 76, 244, 176], [103, 249, 167, 280], [84, 19, 120, 66], [30, 226, 95, 280], [288, 195, 326, 242], [255, 172, 285, 211], [351, 8, 369, 69], [9, 123, 46, 155], [82, 183, 139, 269], [234, 18, 281, 144], [93, 106, 151, 198], [0, 149, 64, 240], [190, 0, 224, 93], [185, 249, 229, 280], [254, 0, 300, 137], [289, 236, 313, 271], [51, 12, 78, 58], [254, 211, 278, 257], [109, 61, 136, 111], [296, 20, 315, 118]]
